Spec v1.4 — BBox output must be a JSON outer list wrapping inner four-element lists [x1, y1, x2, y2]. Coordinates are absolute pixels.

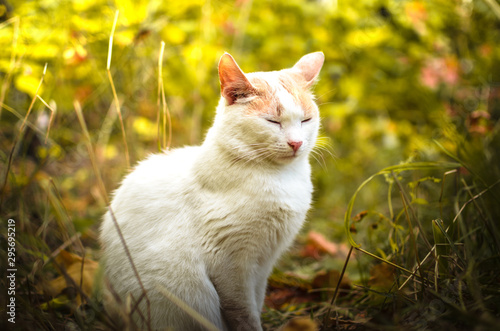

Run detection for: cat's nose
[[288, 141, 303, 153]]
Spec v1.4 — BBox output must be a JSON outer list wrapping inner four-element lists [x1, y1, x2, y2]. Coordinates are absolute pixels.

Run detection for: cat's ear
[[292, 52, 325, 88], [218, 53, 256, 105]]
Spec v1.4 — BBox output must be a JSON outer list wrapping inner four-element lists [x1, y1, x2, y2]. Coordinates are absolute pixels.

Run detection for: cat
[[99, 51, 324, 330]]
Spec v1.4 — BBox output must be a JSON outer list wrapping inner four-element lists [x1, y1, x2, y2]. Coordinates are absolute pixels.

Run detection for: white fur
[[100, 53, 323, 330]]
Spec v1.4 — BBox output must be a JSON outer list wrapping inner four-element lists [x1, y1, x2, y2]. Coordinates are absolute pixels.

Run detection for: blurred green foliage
[[1, 0, 500, 329], [1, 0, 498, 219]]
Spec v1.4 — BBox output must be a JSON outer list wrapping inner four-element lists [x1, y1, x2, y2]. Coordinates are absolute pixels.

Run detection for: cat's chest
[[199, 167, 311, 217], [193, 169, 312, 255]]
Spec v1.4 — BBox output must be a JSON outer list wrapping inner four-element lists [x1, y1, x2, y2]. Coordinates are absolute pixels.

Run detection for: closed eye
[[302, 118, 312, 123], [266, 119, 280, 125]]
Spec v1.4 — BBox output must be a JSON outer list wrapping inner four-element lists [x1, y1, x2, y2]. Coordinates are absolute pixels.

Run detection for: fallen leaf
[[41, 250, 99, 307], [301, 231, 349, 259], [279, 317, 318, 331]]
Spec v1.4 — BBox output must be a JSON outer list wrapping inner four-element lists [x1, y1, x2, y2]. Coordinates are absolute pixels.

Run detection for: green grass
[[2, 85, 500, 330]]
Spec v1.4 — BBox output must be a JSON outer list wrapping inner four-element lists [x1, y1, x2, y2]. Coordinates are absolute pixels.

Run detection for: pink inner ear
[[218, 53, 255, 105], [293, 52, 325, 86]]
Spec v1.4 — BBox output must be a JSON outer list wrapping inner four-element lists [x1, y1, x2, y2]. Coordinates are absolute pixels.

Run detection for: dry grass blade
[[439, 169, 458, 219], [157, 40, 172, 151], [0, 102, 46, 136], [322, 245, 354, 328], [0, 16, 20, 119], [354, 246, 418, 278], [46, 177, 84, 250], [73, 101, 107, 204], [0, 15, 19, 30], [451, 179, 500, 228], [434, 139, 490, 190], [459, 178, 500, 252], [432, 218, 449, 285], [107, 10, 130, 168], [74, 100, 152, 330], [36, 95, 57, 143], [400, 190, 424, 283], [156, 285, 220, 331], [392, 172, 432, 250], [20, 63, 48, 132], [44, 233, 82, 267], [484, 0, 500, 19], [0, 138, 18, 211], [0, 63, 48, 209], [433, 218, 465, 267], [398, 247, 435, 291]]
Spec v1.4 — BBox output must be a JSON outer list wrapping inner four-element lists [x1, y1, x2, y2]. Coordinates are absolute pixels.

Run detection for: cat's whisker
[[316, 87, 337, 100], [315, 145, 336, 159], [310, 149, 328, 170], [310, 153, 326, 170], [315, 136, 332, 146], [244, 149, 275, 166], [229, 147, 272, 167], [314, 137, 337, 161], [248, 143, 269, 147], [322, 146, 337, 161], [316, 101, 337, 107], [315, 136, 330, 142]]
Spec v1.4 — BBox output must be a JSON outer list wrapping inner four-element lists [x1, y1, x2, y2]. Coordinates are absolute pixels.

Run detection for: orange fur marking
[[244, 72, 316, 118]]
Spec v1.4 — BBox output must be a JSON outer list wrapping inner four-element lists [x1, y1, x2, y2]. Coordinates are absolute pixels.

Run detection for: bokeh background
[[1, 0, 499, 330]]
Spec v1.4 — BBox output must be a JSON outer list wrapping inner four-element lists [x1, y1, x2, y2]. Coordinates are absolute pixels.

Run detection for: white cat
[[99, 51, 324, 330]]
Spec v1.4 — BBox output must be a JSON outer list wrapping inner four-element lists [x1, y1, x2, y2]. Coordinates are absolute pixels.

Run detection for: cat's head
[[209, 52, 324, 166]]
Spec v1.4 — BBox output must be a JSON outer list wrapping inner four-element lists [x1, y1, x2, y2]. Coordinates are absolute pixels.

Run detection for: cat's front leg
[[219, 296, 262, 331], [210, 274, 263, 331], [254, 262, 274, 313]]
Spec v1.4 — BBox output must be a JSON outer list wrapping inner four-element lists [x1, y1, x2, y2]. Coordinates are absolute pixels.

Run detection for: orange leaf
[[280, 317, 318, 331], [42, 250, 99, 307], [303, 231, 350, 258]]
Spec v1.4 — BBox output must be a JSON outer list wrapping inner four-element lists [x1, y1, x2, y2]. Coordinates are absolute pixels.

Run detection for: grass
[[1, 7, 500, 331], [2, 81, 500, 330], [259, 153, 500, 330], [321, 160, 500, 330]]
